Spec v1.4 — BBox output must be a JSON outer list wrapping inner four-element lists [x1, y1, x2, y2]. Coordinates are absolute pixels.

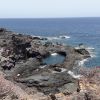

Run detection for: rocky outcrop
[[15, 70, 79, 94], [75, 48, 90, 58]]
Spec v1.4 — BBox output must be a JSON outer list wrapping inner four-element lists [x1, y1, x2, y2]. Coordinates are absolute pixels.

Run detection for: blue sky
[[0, 0, 100, 18]]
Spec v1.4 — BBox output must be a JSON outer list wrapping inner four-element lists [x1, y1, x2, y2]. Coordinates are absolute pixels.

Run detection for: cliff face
[[0, 29, 99, 100]]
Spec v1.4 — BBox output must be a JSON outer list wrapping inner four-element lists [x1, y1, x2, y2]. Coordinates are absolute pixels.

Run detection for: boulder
[[75, 48, 90, 58]]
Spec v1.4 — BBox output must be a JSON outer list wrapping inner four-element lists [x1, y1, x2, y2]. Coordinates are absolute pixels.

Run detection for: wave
[[77, 46, 97, 67], [68, 70, 83, 79], [86, 47, 96, 58], [75, 45, 96, 58], [59, 35, 70, 39], [78, 47, 96, 66], [47, 35, 70, 40], [31, 34, 71, 41], [32, 35, 60, 40]]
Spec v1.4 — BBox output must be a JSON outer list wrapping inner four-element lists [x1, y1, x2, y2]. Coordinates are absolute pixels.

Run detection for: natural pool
[[43, 53, 65, 65]]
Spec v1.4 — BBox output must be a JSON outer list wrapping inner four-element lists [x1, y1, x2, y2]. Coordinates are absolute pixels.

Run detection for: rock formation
[[0, 28, 99, 100]]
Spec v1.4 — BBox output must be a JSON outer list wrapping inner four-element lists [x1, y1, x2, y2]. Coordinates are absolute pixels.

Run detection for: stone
[[58, 83, 79, 94]]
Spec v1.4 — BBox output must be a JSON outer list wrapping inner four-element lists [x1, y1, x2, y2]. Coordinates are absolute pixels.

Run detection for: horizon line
[[0, 16, 100, 19]]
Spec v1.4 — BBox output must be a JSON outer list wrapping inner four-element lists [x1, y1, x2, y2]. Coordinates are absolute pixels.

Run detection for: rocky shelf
[[0, 28, 99, 100]]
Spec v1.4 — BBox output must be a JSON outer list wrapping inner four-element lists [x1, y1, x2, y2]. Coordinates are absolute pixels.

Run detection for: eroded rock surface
[[0, 29, 98, 100]]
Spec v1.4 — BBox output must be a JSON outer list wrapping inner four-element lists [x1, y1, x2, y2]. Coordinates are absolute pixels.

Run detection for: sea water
[[0, 18, 100, 67]]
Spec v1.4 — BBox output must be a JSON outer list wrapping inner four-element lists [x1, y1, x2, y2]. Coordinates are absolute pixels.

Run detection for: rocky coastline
[[0, 28, 100, 100]]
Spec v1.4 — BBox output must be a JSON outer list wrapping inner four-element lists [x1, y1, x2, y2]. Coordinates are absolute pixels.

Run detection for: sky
[[0, 0, 100, 18]]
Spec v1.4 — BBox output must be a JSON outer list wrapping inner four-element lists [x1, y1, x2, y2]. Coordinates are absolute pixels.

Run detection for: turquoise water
[[0, 18, 100, 67], [43, 54, 65, 65]]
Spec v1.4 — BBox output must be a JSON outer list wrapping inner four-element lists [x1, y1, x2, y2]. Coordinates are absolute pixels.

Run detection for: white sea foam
[[75, 46, 95, 58], [47, 35, 70, 40], [86, 47, 96, 58], [51, 53, 58, 56], [77, 46, 96, 67], [31, 34, 70, 41], [78, 59, 88, 66], [47, 37, 59, 40], [68, 70, 83, 79], [32, 35, 41, 38], [86, 47, 95, 50], [59, 35, 70, 39]]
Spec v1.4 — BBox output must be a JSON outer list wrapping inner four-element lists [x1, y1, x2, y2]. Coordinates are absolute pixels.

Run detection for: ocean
[[0, 18, 100, 67]]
